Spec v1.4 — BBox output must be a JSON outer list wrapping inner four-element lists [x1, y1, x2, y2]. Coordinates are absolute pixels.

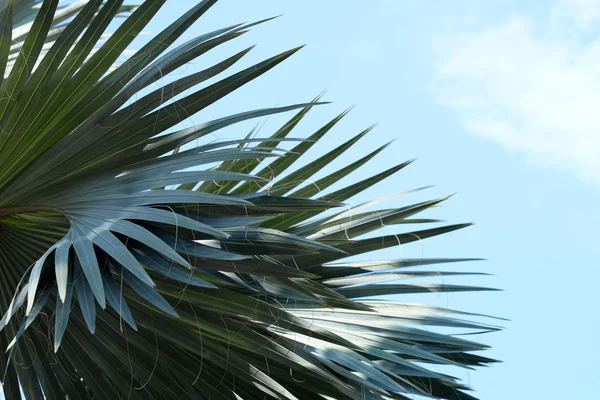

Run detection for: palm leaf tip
[[0, 1, 500, 399]]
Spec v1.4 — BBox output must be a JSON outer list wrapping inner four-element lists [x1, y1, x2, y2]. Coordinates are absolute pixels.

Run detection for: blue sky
[[3, 0, 600, 398], [152, 1, 597, 398]]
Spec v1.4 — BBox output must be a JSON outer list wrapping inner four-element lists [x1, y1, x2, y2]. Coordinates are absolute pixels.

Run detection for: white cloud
[[432, 7, 600, 185]]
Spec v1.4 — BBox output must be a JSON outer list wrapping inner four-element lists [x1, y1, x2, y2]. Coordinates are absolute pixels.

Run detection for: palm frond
[[0, 1, 499, 399]]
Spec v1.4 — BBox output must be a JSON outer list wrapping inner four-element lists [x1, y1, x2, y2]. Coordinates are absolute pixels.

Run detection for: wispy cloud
[[432, 2, 600, 185], [553, 0, 600, 30]]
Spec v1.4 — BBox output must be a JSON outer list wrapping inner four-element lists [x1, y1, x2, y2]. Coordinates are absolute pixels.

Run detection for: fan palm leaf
[[0, 1, 499, 399]]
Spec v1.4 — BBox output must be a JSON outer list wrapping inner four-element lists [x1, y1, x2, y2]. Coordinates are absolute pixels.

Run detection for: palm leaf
[[0, 1, 499, 399]]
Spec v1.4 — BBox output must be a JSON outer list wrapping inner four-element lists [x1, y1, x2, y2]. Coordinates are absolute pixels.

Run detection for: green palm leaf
[[0, 1, 500, 399]]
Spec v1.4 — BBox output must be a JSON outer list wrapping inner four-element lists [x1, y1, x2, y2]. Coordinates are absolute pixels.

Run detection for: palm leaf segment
[[0, 1, 499, 399]]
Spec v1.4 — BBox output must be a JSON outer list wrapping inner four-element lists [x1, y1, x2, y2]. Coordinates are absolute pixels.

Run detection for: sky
[[3, 0, 600, 399], [143, 1, 599, 398]]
